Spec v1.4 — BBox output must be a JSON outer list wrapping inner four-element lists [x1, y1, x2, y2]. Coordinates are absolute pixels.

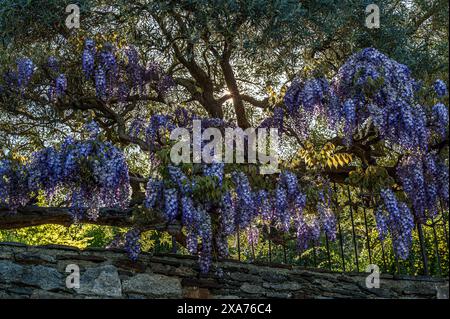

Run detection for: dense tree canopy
[[0, 0, 448, 273]]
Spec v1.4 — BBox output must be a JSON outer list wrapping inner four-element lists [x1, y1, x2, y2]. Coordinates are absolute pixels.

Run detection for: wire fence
[[163, 185, 449, 278]]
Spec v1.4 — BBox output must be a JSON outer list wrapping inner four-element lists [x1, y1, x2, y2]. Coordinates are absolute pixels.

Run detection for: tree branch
[[0, 206, 159, 230], [240, 94, 270, 109], [152, 12, 223, 119], [212, 41, 250, 128]]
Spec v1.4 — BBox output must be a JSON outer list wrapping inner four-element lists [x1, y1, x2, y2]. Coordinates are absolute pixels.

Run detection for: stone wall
[[0, 243, 448, 299]]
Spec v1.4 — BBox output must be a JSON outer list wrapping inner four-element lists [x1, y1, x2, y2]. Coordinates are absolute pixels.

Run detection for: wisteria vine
[[1, 46, 448, 272], [0, 121, 131, 221]]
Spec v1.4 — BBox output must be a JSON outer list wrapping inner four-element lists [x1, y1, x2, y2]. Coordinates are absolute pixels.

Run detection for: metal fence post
[[325, 234, 332, 271], [347, 186, 359, 272], [431, 218, 442, 276], [362, 202, 372, 265], [380, 239, 387, 272], [313, 241, 318, 268], [333, 183, 346, 272], [439, 200, 449, 252], [237, 225, 241, 262], [417, 223, 429, 276], [268, 238, 272, 263]]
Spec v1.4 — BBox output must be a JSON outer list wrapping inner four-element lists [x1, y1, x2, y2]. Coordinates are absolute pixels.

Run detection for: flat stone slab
[[77, 265, 122, 297], [22, 265, 63, 290], [0, 260, 24, 283], [122, 273, 182, 298]]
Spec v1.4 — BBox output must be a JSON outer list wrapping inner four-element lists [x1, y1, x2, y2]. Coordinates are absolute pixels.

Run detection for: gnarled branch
[[0, 205, 159, 230]]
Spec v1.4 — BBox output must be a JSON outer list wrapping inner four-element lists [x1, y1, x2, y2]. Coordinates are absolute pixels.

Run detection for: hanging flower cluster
[[129, 108, 235, 153], [258, 107, 285, 132], [82, 40, 175, 100], [432, 103, 449, 138], [396, 152, 449, 223], [54, 74, 67, 97], [142, 164, 337, 272], [82, 39, 96, 79], [283, 48, 444, 151], [1, 40, 175, 103], [281, 48, 448, 260], [0, 122, 131, 221], [295, 213, 321, 252], [434, 79, 448, 98], [124, 228, 141, 261], [317, 190, 337, 241], [376, 188, 415, 259], [45, 56, 68, 100], [17, 57, 35, 90], [0, 159, 32, 211], [144, 164, 216, 273]]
